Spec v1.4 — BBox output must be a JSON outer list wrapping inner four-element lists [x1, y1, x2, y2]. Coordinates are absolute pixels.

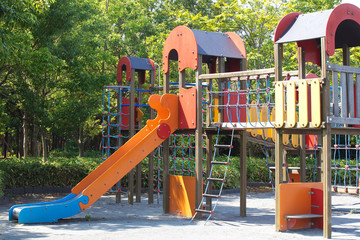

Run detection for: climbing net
[[332, 134, 360, 193]]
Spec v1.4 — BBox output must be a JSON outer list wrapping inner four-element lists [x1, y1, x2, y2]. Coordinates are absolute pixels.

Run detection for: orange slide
[[9, 94, 178, 223]]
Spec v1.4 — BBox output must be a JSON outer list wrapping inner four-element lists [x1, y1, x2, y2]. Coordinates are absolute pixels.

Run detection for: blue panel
[[128, 57, 154, 71], [9, 193, 89, 223], [276, 10, 331, 44], [191, 30, 244, 59]]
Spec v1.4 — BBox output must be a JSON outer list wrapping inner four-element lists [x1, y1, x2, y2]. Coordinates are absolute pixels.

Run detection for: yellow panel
[[270, 108, 276, 142], [311, 79, 321, 128], [298, 80, 308, 128], [260, 106, 269, 139], [214, 97, 219, 122], [275, 82, 284, 128], [283, 110, 289, 145], [169, 175, 197, 217], [291, 114, 299, 148], [286, 81, 296, 128], [250, 100, 258, 137]]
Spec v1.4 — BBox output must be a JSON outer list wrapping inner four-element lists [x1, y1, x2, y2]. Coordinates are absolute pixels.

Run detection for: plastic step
[[207, 178, 226, 182], [211, 161, 230, 165], [214, 144, 233, 148], [203, 194, 221, 199], [195, 209, 214, 215]]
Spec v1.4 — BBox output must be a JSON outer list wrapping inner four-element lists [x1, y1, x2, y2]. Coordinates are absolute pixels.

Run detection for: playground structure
[[8, 3, 360, 239]]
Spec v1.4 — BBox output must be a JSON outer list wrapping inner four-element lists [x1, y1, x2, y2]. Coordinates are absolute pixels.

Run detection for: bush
[[0, 169, 5, 197]]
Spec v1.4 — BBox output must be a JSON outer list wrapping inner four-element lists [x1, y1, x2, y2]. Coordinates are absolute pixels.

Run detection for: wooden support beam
[[148, 70, 155, 204], [298, 47, 307, 182], [240, 130, 247, 217], [116, 84, 122, 203], [274, 43, 283, 232], [179, 69, 186, 88], [218, 57, 225, 123], [195, 55, 203, 217], [321, 37, 331, 239], [162, 72, 170, 213], [135, 71, 144, 203], [128, 68, 136, 205]]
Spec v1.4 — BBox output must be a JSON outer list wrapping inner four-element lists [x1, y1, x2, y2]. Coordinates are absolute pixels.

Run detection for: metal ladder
[[191, 127, 235, 223]]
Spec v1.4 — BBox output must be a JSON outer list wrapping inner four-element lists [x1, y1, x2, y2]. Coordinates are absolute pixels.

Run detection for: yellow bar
[[270, 108, 276, 142], [250, 100, 258, 137], [275, 82, 284, 128], [260, 106, 269, 140], [214, 97, 219, 122], [291, 114, 299, 148], [286, 81, 296, 128], [283, 110, 289, 145], [298, 80, 308, 128], [311, 79, 321, 128]]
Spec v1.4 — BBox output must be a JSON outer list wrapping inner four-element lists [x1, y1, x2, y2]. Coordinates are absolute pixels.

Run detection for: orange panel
[[169, 175, 198, 217], [289, 173, 300, 183], [179, 87, 196, 129], [279, 182, 323, 231]]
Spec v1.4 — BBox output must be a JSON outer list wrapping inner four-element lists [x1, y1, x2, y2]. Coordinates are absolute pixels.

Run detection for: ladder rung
[[211, 161, 230, 165], [207, 178, 226, 182], [214, 144, 233, 148], [195, 209, 214, 215], [203, 194, 221, 199]]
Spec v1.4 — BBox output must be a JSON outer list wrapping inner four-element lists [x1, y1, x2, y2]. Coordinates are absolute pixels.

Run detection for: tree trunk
[[41, 131, 47, 162], [76, 128, 85, 157], [31, 125, 40, 157], [22, 113, 28, 159]]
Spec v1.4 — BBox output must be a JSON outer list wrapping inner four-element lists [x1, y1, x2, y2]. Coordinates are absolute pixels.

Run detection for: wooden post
[[195, 55, 203, 215], [298, 47, 307, 182], [116, 85, 122, 203], [240, 130, 247, 217], [128, 68, 136, 205], [239, 58, 247, 217], [205, 63, 213, 210], [135, 72, 144, 203], [218, 57, 225, 123], [321, 37, 331, 239], [163, 72, 170, 213], [179, 69, 186, 88], [148, 70, 155, 204], [274, 43, 283, 232]]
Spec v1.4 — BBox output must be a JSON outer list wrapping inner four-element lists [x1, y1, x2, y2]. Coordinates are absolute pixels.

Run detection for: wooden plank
[[249, 100, 258, 137], [321, 37, 331, 239], [148, 68, 155, 204], [260, 106, 269, 139], [218, 57, 225, 123], [341, 72, 348, 118], [298, 80, 308, 127], [347, 73, 355, 118], [199, 68, 298, 80], [332, 71, 339, 117], [240, 130, 247, 217], [291, 114, 299, 148], [136, 71, 144, 203], [311, 79, 321, 128], [356, 74, 360, 118], [270, 108, 276, 142], [275, 82, 284, 128], [179, 70, 186, 88], [162, 72, 170, 213], [274, 43, 283, 232], [286, 81, 296, 128], [128, 68, 136, 205], [195, 55, 203, 218], [327, 63, 360, 74]]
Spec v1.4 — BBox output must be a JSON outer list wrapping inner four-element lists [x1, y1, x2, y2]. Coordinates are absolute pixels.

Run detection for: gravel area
[[0, 190, 359, 240]]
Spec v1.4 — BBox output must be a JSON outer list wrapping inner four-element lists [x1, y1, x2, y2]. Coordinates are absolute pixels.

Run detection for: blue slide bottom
[[9, 193, 89, 223]]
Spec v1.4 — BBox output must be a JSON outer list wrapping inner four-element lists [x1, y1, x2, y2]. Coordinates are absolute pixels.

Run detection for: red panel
[[117, 57, 132, 84], [225, 32, 247, 60], [162, 26, 198, 74], [297, 40, 321, 66], [311, 188, 323, 229], [274, 12, 302, 42], [120, 97, 138, 129], [326, 4, 360, 56], [305, 135, 316, 148], [223, 90, 246, 123], [179, 87, 197, 129]]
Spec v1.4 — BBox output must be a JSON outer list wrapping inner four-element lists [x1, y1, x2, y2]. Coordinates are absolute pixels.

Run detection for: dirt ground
[[0, 189, 359, 240]]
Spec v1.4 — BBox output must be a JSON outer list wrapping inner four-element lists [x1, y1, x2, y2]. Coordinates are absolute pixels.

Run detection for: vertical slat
[[356, 74, 360, 118], [347, 73, 355, 118], [340, 72, 348, 118], [128, 68, 136, 205], [286, 81, 296, 127], [148, 69, 155, 204], [298, 80, 308, 127], [275, 82, 284, 128], [332, 71, 339, 117], [311, 79, 321, 128]]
